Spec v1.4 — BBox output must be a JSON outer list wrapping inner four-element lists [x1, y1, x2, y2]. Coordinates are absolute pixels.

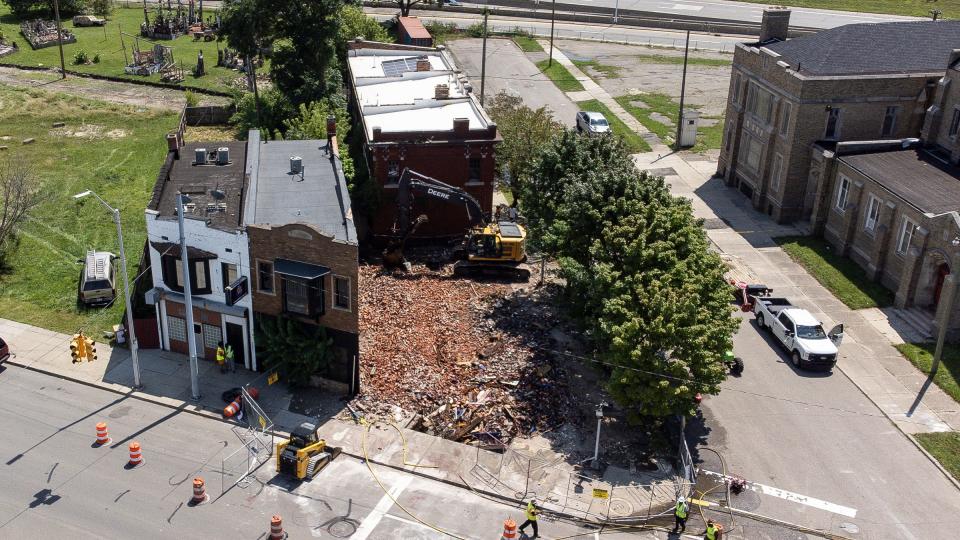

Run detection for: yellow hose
[[361, 420, 465, 539]]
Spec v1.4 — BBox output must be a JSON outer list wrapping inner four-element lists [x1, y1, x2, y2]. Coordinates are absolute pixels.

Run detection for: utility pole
[[675, 30, 690, 150], [548, 0, 557, 67], [52, 0, 66, 78], [613, 0, 619, 23], [177, 193, 201, 400], [480, 9, 489, 105]]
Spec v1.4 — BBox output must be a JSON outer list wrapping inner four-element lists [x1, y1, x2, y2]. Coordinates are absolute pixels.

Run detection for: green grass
[[513, 35, 543, 53], [0, 84, 179, 335], [0, 5, 242, 92], [615, 93, 724, 153], [774, 236, 895, 310], [632, 54, 731, 67], [499, 187, 515, 206], [575, 98, 650, 153], [572, 60, 622, 79], [914, 432, 960, 481], [535, 59, 584, 92], [729, 0, 960, 18], [896, 343, 960, 405]]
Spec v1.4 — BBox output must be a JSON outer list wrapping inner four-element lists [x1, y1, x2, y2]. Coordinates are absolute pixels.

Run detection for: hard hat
[[678, 496, 686, 503]]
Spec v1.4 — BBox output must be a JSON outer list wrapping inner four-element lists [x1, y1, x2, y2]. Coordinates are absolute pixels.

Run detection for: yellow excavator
[[276, 421, 342, 480], [382, 168, 531, 281]]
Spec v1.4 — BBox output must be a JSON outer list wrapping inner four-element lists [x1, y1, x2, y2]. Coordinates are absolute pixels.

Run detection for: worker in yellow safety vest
[[704, 519, 722, 540], [519, 499, 539, 539], [673, 496, 689, 533], [216, 342, 226, 373]]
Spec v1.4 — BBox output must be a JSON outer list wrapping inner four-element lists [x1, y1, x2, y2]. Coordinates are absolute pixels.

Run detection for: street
[[695, 310, 960, 539], [0, 365, 665, 539]]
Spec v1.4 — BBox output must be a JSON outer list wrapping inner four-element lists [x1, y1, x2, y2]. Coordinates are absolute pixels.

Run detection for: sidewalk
[[0, 316, 683, 522], [633, 151, 960, 436]]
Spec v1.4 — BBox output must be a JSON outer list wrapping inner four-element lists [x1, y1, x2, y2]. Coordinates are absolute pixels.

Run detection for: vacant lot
[[0, 83, 178, 335], [729, 0, 958, 18], [0, 5, 243, 92]]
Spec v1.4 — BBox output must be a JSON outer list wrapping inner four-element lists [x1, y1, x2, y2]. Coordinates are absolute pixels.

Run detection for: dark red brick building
[[346, 40, 501, 239]]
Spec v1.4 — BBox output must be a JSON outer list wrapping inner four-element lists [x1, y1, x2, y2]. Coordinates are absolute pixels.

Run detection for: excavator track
[[452, 261, 531, 282]]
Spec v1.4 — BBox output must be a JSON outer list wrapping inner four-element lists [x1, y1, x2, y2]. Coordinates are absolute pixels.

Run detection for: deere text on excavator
[[382, 168, 531, 281], [276, 421, 342, 480]]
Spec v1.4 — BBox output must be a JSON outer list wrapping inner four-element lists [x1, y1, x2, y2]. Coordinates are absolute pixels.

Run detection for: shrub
[[87, 0, 112, 15], [72, 49, 88, 65], [466, 22, 485, 38], [91, 53, 100, 64], [184, 90, 200, 108]]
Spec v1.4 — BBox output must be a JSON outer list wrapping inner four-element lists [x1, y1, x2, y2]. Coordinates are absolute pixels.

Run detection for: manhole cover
[[839, 522, 860, 534], [606, 497, 635, 518]]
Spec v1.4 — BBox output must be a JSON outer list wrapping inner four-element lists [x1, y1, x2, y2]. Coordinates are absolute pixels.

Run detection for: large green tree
[[522, 131, 736, 419], [486, 92, 562, 208], [3, 0, 86, 17]]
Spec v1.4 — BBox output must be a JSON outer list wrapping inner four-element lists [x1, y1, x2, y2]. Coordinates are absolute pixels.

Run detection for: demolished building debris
[[354, 265, 572, 448]]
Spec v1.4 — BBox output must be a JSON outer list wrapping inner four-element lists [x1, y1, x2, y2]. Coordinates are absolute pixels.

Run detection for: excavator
[[382, 168, 531, 281]]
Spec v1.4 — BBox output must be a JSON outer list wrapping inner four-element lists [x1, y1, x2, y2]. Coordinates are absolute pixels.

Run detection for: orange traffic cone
[[95, 422, 111, 446], [190, 477, 209, 505], [501, 518, 518, 540], [223, 396, 242, 418], [128, 441, 144, 467], [270, 514, 285, 539]]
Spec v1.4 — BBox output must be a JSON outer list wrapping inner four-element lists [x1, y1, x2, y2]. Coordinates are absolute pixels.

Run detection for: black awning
[[274, 258, 330, 280], [150, 241, 217, 260]]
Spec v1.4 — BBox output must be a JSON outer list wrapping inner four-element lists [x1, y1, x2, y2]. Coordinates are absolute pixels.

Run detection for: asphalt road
[[695, 311, 960, 539], [0, 365, 664, 539], [508, 0, 919, 29]]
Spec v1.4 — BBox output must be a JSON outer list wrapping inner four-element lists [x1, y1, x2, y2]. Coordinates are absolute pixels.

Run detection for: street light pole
[[675, 30, 691, 150], [613, 0, 619, 23], [932, 240, 960, 376], [548, 0, 557, 67], [73, 190, 141, 389], [480, 8, 488, 105], [177, 193, 201, 400]]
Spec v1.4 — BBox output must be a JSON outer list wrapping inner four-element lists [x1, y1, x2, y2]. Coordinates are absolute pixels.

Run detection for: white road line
[[352, 476, 413, 540], [702, 470, 857, 518]]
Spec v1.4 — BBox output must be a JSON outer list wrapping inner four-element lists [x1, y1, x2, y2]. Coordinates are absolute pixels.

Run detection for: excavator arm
[[384, 168, 487, 268]]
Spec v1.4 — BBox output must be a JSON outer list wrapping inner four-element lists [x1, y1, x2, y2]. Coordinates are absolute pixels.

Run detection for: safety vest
[[675, 501, 688, 519], [224, 344, 235, 361], [526, 502, 538, 521], [216, 347, 225, 364], [706, 524, 719, 540]]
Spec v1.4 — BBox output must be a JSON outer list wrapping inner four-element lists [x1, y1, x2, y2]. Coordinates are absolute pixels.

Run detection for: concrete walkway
[[0, 316, 682, 521], [538, 40, 670, 152], [634, 151, 960, 437]]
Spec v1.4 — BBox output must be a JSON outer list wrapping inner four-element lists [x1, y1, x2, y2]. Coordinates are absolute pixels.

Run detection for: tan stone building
[[808, 57, 960, 339], [718, 12, 960, 223]]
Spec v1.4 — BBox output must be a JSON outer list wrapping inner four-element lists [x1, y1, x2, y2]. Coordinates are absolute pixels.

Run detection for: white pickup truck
[[753, 297, 844, 371]]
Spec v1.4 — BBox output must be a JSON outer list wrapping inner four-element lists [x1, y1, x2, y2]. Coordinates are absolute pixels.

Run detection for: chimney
[[759, 8, 791, 43], [326, 115, 339, 159], [435, 83, 450, 99], [166, 132, 180, 157], [453, 117, 469, 135], [950, 49, 960, 69], [372, 126, 382, 141], [416, 55, 431, 72]]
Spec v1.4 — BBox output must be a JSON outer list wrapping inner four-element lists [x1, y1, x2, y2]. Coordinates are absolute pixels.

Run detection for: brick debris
[[354, 264, 570, 446]]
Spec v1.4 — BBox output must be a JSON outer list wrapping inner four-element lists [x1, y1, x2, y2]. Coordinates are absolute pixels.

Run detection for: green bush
[[466, 22, 485, 38], [91, 53, 100, 64], [184, 90, 199, 108], [86, 0, 112, 15], [72, 49, 88, 65], [255, 316, 334, 387], [5, 0, 87, 17]]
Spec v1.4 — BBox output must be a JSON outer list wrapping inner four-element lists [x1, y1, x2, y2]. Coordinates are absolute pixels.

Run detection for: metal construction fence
[[467, 436, 692, 523], [219, 386, 275, 495]]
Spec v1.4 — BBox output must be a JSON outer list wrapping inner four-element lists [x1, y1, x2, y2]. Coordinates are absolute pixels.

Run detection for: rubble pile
[[355, 264, 571, 447]]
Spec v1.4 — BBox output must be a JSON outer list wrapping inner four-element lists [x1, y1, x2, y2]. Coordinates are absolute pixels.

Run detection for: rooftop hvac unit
[[195, 147, 207, 165], [290, 156, 303, 175], [217, 147, 230, 165]]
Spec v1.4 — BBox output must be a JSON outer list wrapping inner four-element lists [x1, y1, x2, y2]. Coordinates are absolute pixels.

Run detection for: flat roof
[[149, 141, 247, 231], [244, 131, 357, 244], [840, 149, 960, 215], [347, 43, 494, 139], [398, 17, 431, 40]]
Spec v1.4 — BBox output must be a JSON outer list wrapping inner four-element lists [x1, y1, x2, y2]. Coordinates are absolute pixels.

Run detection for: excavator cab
[[468, 230, 502, 259]]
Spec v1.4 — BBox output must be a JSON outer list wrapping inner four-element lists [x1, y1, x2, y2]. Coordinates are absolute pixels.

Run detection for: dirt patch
[[49, 124, 128, 139], [556, 40, 732, 116]]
